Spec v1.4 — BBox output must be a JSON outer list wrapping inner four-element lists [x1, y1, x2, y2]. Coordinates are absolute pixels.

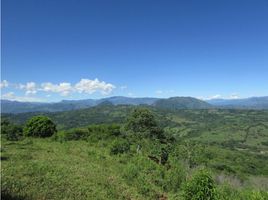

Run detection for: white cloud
[[75, 78, 115, 95], [203, 94, 222, 100], [200, 93, 240, 100], [41, 82, 73, 96], [1, 92, 44, 102], [0, 80, 9, 88], [229, 93, 239, 99], [2, 92, 15, 99], [196, 96, 205, 100], [19, 82, 38, 95], [3, 78, 116, 97], [210, 94, 221, 99]]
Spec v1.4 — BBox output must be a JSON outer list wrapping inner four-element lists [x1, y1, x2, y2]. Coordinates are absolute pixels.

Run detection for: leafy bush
[[110, 140, 130, 155], [6, 125, 23, 141], [88, 124, 121, 138], [149, 143, 170, 165], [164, 160, 186, 192], [1, 119, 23, 141], [174, 143, 209, 168], [212, 163, 236, 174], [182, 169, 218, 200], [23, 116, 57, 138], [63, 128, 89, 140]]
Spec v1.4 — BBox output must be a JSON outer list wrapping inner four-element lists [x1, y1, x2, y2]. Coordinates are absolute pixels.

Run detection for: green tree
[[1, 119, 23, 141], [6, 125, 23, 141], [24, 116, 57, 138], [182, 169, 218, 200], [125, 108, 164, 139]]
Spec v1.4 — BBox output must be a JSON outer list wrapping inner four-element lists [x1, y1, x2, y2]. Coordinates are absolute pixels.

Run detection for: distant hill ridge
[[207, 96, 268, 109], [1, 96, 160, 113], [153, 97, 212, 109], [1, 96, 268, 113]]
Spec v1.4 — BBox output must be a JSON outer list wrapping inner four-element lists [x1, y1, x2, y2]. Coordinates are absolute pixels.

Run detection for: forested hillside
[[1, 105, 268, 199]]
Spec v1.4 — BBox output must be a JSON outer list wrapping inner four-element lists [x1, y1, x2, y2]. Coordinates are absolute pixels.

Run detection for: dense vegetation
[[153, 97, 212, 109], [23, 116, 57, 138], [1, 106, 268, 199]]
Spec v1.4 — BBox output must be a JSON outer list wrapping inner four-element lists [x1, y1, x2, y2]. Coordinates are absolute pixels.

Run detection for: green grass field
[[1, 138, 145, 200]]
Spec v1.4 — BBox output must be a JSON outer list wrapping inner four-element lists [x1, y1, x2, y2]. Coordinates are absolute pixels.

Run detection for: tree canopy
[[24, 116, 57, 138], [125, 108, 164, 139]]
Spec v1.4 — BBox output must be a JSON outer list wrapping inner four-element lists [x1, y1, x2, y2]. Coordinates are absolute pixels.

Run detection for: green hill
[[153, 97, 212, 110], [1, 107, 268, 199]]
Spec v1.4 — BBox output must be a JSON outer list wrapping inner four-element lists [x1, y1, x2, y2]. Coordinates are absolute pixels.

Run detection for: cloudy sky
[[1, 0, 268, 102]]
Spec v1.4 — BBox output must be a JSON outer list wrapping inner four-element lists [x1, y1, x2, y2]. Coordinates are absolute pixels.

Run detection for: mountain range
[[1, 96, 268, 113], [207, 96, 268, 109]]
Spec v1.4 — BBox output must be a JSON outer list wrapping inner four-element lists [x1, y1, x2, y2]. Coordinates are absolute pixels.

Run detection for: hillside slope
[[154, 97, 212, 110], [207, 96, 268, 109], [0, 97, 159, 113]]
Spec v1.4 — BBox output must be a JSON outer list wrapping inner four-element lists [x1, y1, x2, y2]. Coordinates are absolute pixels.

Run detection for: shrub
[[182, 169, 218, 200], [165, 160, 186, 192], [6, 125, 23, 141], [1, 119, 23, 141], [149, 143, 170, 165], [110, 140, 130, 155], [63, 128, 89, 140], [24, 116, 57, 138], [87, 124, 121, 139]]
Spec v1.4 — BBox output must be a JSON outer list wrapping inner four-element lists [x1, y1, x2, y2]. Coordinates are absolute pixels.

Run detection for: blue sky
[[1, 0, 268, 102]]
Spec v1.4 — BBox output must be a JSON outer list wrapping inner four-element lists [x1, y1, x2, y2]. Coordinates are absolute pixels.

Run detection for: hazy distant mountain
[[0, 96, 160, 113], [154, 97, 212, 110], [206, 96, 268, 109], [98, 96, 159, 105], [2, 96, 268, 113]]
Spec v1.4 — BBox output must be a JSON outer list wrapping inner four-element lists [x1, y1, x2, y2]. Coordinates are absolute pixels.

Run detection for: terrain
[[1, 104, 268, 199]]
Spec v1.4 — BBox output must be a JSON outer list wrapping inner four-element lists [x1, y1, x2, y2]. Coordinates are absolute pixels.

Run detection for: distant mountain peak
[[153, 96, 212, 110]]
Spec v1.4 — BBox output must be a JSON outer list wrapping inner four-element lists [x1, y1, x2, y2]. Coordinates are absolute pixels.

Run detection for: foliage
[[1, 107, 268, 199], [182, 169, 218, 200], [88, 124, 121, 137], [174, 142, 211, 168], [154, 96, 212, 110], [62, 128, 89, 140], [164, 159, 186, 193], [110, 139, 130, 155], [148, 142, 170, 165], [125, 108, 164, 139], [1, 119, 23, 141], [23, 116, 57, 137]]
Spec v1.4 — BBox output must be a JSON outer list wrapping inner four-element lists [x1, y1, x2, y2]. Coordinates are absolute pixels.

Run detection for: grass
[[2, 136, 268, 200], [1, 138, 143, 200]]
